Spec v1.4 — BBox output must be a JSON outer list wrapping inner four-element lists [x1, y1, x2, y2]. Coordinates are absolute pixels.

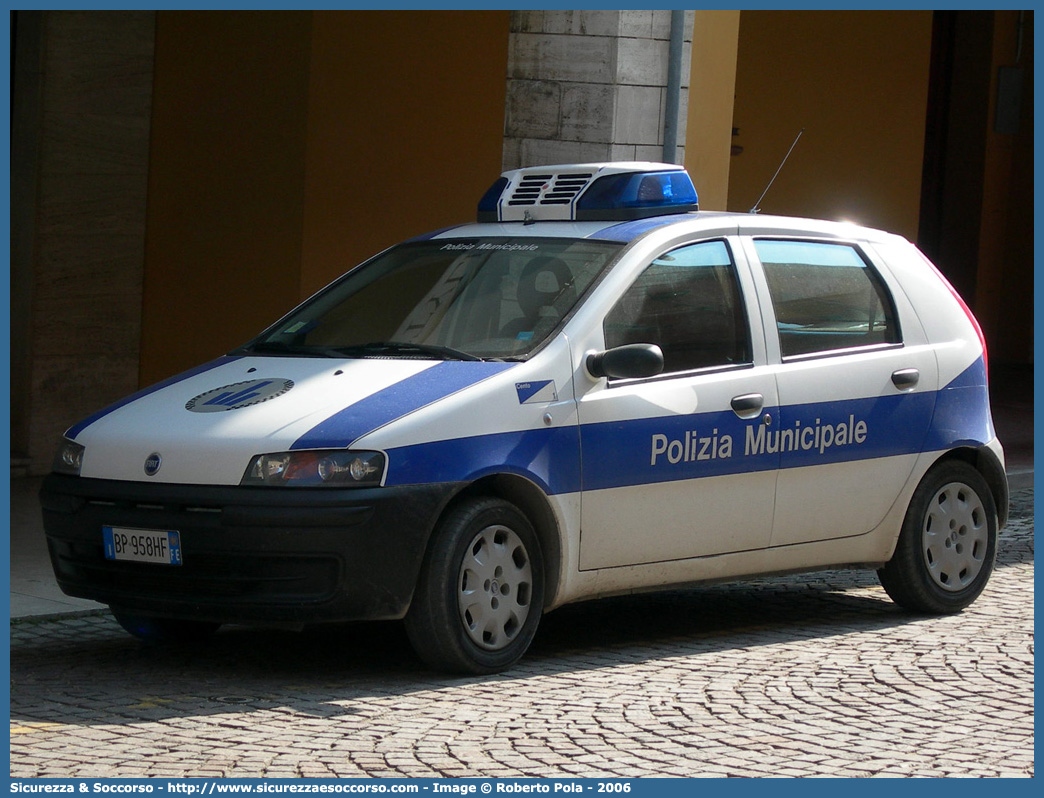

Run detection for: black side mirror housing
[[586, 343, 665, 380]]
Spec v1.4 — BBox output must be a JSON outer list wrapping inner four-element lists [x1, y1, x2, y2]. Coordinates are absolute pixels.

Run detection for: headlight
[[53, 439, 85, 476], [241, 450, 385, 487]]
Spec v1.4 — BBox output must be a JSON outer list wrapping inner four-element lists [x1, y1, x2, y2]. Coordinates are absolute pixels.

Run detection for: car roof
[[420, 212, 906, 247]]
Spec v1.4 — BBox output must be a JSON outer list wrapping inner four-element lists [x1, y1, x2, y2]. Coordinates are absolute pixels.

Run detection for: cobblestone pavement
[[10, 489, 1034, 779]]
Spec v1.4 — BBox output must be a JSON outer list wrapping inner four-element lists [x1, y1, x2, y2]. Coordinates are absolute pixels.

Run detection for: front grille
[[86, 497, 224, 517]]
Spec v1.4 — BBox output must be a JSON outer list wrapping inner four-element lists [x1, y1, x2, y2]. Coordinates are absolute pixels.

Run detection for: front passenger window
[[604, 240, 751, 376]]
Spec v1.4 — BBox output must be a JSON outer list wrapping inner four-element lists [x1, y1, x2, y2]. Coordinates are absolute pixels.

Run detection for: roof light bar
[[477, 162, 699, 224]]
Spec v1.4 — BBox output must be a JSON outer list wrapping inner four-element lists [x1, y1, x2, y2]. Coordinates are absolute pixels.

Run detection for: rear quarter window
[[754, 239, 901, 358]]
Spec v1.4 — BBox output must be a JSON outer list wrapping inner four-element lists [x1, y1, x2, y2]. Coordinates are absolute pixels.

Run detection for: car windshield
[[240, 237, 622, 360]]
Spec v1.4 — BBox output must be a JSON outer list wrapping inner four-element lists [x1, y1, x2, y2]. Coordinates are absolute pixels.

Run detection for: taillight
[[917, 250, 988, 379]]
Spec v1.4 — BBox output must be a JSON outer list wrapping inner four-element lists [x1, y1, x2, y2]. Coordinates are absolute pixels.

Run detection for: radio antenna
[[749, 128, 804, 214]]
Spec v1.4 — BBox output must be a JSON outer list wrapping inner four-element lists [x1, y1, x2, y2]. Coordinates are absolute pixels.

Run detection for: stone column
[[11, 11, 156, 474], [503, 10, 693, 170]]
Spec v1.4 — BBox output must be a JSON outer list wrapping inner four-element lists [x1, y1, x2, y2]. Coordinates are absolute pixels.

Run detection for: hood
[[70, 355, 514, 485]]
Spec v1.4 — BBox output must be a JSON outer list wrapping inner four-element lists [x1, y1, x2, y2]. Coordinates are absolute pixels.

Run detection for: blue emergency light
[[477, 163, 699, 223]]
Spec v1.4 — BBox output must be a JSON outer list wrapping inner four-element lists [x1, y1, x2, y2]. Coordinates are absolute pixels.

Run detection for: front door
[[576, 238, 780, 570]]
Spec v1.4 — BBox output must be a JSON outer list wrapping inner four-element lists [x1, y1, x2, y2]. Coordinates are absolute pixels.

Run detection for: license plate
[[103, 526, 183, 565]]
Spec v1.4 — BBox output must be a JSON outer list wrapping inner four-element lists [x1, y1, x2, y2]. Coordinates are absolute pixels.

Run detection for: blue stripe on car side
[[577, 392, 939, 493], [922, 357, 995, 451], [290, 360, 517, 451], [378, 357, 990, 495], [385, 426, 581, 495], [776, 392, 936, 471], [65, 356, 242, 441], [578, 408, 778, 492]]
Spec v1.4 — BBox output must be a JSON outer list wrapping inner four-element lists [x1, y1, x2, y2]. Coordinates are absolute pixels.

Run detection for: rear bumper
[[39, 474, 459, 625]]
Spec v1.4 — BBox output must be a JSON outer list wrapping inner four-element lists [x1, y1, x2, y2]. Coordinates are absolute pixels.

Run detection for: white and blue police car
[[41, 162, 1008, 674]]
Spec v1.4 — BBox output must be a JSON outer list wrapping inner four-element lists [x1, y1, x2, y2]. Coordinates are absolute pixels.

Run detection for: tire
[[110, 608, 220, 644], [877, 460, 997, 614], [405, 497, 545, 674]]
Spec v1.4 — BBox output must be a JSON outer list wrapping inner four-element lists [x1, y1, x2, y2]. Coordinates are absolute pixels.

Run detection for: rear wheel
[[877, 461, 997, 613], [405, 497, 544, 674], [111, 608, 220, 643]]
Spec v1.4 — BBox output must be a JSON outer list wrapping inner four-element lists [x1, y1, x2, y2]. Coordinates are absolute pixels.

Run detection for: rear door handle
[[731, 393, 764, 419], [891, 368, 920, 390]]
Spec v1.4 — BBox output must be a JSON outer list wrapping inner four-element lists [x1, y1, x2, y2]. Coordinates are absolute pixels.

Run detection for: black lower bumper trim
[[39, 474, 460, 625]]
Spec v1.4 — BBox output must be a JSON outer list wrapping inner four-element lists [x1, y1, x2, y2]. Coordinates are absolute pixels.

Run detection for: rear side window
[[754, 240, 900, 358], [604, 240, 751, 376]]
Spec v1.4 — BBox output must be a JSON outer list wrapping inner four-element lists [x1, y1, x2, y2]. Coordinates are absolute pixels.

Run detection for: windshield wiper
[[354, 341, 485, 361], [234, 341, 350, 358], [236, 340, 488, 362]]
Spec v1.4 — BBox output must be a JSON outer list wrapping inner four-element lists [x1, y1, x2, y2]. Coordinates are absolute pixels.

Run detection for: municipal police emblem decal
[[185, 379, 295, 413]]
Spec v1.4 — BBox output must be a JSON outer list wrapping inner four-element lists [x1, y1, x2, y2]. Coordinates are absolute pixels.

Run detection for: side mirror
[[586, 343, 664, 380]]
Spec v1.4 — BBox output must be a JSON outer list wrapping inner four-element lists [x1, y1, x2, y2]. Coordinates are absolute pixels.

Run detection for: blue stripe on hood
[[291, 360, 517, 450], [65, 356, 241, 441]]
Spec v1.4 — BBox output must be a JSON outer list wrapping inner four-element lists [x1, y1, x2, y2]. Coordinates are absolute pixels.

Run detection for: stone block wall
[[503, 10, 693, 169]]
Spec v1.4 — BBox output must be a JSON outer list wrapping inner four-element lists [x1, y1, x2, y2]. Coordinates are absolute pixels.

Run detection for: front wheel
[[877, 460, 998, 614], [405, 497, 544, 674]]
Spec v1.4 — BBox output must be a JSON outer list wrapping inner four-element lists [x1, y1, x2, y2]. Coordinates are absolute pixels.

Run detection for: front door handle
[[731, 393, 764, 419], [891, 368, 920, 390]]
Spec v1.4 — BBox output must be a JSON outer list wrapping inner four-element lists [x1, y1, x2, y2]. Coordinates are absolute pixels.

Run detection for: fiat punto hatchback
[[41, 162, 1008, 673]]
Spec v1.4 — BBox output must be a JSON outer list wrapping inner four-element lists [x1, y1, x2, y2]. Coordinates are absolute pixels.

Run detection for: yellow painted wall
[[684, 11, 741, 211], [140, 10, 509, 386], [728, 11, 933, 239], [141, 12, 312, 387], [300, 11, 510, 297]]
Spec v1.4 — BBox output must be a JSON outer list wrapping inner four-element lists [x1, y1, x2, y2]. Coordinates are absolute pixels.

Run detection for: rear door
[[744, 238, 940, 547]]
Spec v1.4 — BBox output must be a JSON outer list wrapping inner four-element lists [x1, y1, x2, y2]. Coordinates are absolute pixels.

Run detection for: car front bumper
[[39, 474, 459, 625]]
